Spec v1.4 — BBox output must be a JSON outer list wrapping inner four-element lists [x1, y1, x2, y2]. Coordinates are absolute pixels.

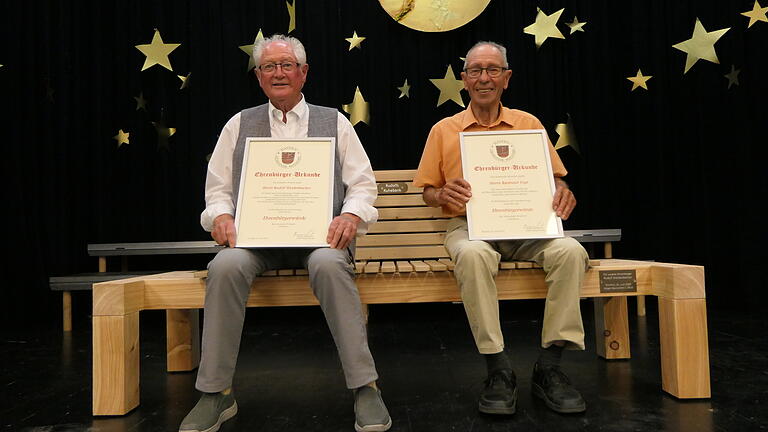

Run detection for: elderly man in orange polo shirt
[[414, 41, 589, 415]]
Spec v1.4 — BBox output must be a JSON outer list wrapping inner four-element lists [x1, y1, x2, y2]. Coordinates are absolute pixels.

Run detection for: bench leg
[[593, 297, 631, 359], [166, 309, 200, 372], [658, 297, 711, 398], [63, 291, 72, 332], [637, 295, 646, 316], [93, 313, 140, 415]]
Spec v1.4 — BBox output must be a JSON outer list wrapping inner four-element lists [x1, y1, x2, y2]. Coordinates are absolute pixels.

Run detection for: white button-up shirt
[[201, 96, 378, 234]]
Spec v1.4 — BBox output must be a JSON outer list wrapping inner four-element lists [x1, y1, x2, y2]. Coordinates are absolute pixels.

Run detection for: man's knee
[[549, 238, 589, 269], [307, 248, 351, 277], [454, 241, 498, 267], [207, 248, 259, 281]]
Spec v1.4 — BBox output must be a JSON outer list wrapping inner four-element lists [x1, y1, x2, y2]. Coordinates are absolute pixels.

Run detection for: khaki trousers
[[445, 217, 589, 354]]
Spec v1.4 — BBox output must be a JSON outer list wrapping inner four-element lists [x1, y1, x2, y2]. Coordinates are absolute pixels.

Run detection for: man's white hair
[[463, 41, 508, 69], [253, 34, 307, 66]]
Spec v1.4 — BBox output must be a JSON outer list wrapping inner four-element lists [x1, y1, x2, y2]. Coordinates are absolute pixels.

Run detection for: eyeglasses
[[258, 62, 300, 73], [464, 66, 508, 78]]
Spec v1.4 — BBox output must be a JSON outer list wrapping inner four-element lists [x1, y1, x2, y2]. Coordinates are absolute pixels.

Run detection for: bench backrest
[[356, 170, 449, 262]]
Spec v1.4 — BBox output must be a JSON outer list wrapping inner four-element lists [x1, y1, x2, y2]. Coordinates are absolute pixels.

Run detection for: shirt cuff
[[341, 201, 378, 236], [200, 203, 235, 232]]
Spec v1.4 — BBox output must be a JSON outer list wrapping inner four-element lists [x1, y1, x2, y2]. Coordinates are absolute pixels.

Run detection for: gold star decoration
[[742, 1, 768, 28], [672, 18, 730, 74], [287, 0, 296, 33], [554, 114, 580, 154], [429, 65, 465, 107], [627, 69, 653, 91], [345, 31, 366, 51], [523, 8, 565, 48], [342, 86, 370, 126], [724, 65, 741, 89], [566, 17, 587, 34], [239, 29, 265, 71], [135, 29, 181, 72], [177, 72, 191, 89], [113, 129, 130, 147], [151, 121, 177, 150], [397, 79, 410, 98], [134, 92, 147, 111]]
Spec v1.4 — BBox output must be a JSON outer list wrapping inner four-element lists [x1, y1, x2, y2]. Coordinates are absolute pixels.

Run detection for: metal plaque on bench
[[599, 270, 638, 293]]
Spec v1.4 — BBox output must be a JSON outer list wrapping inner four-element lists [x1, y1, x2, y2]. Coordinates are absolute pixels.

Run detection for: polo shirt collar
[[460, 102, 516, 130]]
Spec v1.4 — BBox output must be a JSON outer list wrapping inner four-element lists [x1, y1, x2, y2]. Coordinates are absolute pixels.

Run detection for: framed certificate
[[234, 137, 335, 248], [460, 130, 564, 241]]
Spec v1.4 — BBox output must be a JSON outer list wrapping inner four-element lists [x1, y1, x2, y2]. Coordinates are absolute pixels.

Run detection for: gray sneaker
[[354, 386, 392, 432], [179, 391, 238, 432]]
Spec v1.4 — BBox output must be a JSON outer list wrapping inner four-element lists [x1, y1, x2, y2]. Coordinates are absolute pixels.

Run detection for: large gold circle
[[379, 0, 492, 32]]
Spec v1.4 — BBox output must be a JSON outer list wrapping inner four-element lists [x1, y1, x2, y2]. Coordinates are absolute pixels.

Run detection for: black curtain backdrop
[[1, 1, 766, 328]]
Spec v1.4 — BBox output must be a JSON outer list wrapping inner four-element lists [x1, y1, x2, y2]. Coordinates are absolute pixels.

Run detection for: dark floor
[[1, 298, 767, 432]]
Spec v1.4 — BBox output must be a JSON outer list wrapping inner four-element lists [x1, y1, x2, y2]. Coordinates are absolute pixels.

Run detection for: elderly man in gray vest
[[179, 34, 391, 432]]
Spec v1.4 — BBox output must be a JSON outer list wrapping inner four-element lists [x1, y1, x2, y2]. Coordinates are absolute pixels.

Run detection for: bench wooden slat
[[355, 245, 449, 260], [374, 194, 425, 207], [372, 169, 418, 181], [368, 219, 449, 234], [380, 261, 396, 273], [425, 260, 448, 271], [437, 258, 455, 271], [357, 233, 445, 247], [364, 261, 380, 274], [410, 260, 431, 272], [396, 261, 414, 272], [377, 207, 445, 220]]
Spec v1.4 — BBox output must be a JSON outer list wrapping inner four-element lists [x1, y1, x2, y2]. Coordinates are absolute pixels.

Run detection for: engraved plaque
[[377, 182, 408, 194], [599, 270, 637, 293]]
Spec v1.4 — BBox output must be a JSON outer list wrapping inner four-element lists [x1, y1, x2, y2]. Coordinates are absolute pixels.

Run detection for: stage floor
[[2, 299, 766, 431]]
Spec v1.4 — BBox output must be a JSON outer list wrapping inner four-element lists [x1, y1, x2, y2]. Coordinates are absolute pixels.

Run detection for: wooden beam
[[658, 297, 711, 398], [93, 313, 140, 415], [63, 291, 72, 332], [593, 297, 631, 359], [166, 309, 200, 372]]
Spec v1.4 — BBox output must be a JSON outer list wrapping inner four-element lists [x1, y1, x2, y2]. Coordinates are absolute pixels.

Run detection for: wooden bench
[[91, 170, 710, 415]]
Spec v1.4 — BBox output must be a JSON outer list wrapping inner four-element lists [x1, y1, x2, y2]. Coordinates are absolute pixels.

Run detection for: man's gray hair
[[463, 41, 508, 69], [253, 34, 307, 66]]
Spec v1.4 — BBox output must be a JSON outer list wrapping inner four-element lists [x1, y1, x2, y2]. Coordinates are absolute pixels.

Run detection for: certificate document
[[234, 137, 335, 248], [460, 130, 563, 241]]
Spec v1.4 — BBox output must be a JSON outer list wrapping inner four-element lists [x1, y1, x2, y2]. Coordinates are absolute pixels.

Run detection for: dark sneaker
[[179, 391, 238, 432], [531, 363, 586, 414], [478, 369, 517, 415], [354, 386, 392, 432]]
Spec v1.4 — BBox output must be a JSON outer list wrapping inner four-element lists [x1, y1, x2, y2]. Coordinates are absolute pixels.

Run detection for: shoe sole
[[179, 401, 238, 432], [478, 387, 518, 415], [354, 416, 392, 432], [532, 384, 586, 414]]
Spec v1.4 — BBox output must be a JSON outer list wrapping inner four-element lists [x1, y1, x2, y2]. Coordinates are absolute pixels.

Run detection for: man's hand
[[426, 178, 472, 211], [326, 213, 361, 249], [552, 178, 576, 220], [212, 214, 237, 247]]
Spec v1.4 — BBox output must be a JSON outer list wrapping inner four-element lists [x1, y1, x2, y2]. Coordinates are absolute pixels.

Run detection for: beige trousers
[[445, 217, 589, 354]]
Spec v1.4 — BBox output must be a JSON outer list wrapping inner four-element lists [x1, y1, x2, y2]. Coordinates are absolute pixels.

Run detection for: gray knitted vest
[[231, 102, 346, 225]]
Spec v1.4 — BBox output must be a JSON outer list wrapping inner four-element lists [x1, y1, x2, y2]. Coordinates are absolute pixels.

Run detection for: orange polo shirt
[[414, 104, 567, 217]]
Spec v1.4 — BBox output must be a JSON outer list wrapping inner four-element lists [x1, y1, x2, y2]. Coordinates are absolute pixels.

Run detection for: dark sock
[[484, 352, 512, 374], [537, 344, 563, 369]]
